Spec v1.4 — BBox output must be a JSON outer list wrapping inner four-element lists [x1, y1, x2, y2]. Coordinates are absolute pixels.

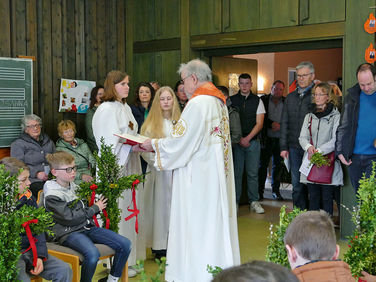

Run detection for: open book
[[114, 133, 149, 145]]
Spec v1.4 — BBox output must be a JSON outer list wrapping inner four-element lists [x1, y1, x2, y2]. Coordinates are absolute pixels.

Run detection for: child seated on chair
[[284, 210, 355, 282], [43, 151, 131, 282], [0, 157, 72, 282]]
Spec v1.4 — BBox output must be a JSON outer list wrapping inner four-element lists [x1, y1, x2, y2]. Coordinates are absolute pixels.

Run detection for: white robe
[[152, 95, 240, 282], [92, 101, 145, 266], [142, 119, 173, 250]]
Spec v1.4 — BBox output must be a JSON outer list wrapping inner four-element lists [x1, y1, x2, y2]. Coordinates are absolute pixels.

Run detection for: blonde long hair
[[141, 86, 181, 138]]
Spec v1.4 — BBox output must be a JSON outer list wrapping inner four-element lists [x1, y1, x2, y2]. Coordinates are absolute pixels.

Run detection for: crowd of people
[[4, 58, 376, 282]]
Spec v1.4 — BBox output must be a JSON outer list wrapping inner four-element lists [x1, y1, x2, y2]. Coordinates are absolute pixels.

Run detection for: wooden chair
[[36, 191, 129, 282]]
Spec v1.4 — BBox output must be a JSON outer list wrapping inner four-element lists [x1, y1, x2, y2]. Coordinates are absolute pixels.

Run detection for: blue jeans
[[233, 140, 261, 203], [289, 147, 308, 210], [62, 227, 131, 281], [349, 154, 376, 192], [307, 184, 334, 215]]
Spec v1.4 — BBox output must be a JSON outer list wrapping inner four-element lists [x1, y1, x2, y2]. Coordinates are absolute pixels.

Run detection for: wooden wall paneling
[[117, 0, 126, 71], [26, 0, 39, 115], [133, 0, 155, 42], [225, 0, 260, 32], [85, 0, 98, 82], [259, 0, 298, 29], [106, 0, 117, 71], [190, 0, 220, 36], [97, 0, 107, 84], [301, 0, 346, 25], [75, 0, 86, 134], [125, 0, 134, 81], [0, 0, 11, 57], [155, 0, 180, 39], [13, 0, 27, 57], [39, 0, 54, 138], [51, 0, 63, 140], [75, 0, 85, 80], [157, 50, 181, 88], [180, 0, 190, 62]]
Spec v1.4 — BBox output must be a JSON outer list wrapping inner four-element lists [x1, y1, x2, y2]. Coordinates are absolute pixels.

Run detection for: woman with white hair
[[10, 114, 55, 197]]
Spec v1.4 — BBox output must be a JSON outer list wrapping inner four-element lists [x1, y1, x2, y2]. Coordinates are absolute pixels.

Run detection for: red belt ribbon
[[21, 219, 39, 267], [124, 179, 140, 233], [89, 184, 110, 229]]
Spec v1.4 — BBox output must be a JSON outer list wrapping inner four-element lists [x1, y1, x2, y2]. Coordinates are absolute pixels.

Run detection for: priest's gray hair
[[296, 61, 315, 74], [178, 59, 212, 82], [21, 114, 42, 131]]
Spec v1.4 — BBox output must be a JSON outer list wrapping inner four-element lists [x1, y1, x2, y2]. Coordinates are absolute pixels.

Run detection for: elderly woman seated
[[56, 120, 96, 184], [10, 114, 55, 197]]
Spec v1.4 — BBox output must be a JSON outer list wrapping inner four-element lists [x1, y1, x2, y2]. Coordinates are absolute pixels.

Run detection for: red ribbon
[[89, 184, 100, 227], [89, 184, 110, 229], [21, 219, 39, 267], [124, 179, 140, 233]]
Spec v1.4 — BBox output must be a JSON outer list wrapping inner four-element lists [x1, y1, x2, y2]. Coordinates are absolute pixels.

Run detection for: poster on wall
[[59, 78, 95, 113]]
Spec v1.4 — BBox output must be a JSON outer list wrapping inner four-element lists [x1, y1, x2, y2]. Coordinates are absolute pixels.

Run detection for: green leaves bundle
[[75, 138, 143, 233], [309, 152, 330, 168], [344, 162, 376, 277], [266, 205, 304, 268]]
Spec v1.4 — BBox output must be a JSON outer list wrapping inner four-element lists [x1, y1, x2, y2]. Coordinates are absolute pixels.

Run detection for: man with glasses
[[280, 61, 315, 210], [141, 59, 240, 282], [11, 114, 55, 197], [336, 63, 376, 191]]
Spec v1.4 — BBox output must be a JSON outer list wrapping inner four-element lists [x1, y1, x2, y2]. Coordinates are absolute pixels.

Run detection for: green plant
[[344, 162, 376, 278], [266, 205, 304, 268], [309, 152, 330, 168], [136, 257, 167, 281], [75, 138, 143, 233], [207, 265, 223, 278], [0, 165, 54, 281]]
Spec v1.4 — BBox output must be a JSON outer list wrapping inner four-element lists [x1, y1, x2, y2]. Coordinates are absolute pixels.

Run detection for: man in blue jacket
[[336, 63, 376, 191]]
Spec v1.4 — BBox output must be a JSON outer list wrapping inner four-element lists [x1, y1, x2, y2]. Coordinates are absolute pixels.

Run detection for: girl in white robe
[[92, 70, 145, 276], [140, 86, 181, 258]]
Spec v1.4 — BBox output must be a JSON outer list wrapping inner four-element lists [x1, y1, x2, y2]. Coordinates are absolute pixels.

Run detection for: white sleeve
[[256, 100, 266, 114]]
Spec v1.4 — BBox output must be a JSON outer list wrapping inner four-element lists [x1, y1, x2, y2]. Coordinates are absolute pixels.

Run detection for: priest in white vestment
[[142, 59, 240, 282], [92, 70, 145, 277]]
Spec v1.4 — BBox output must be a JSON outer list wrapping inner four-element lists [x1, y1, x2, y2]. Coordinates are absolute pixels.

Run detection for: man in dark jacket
[[230, 73, 265, 214], [280, 61, 315, 210], [259, 80, 285, 200], [336, 63, 376, 191], [0, 157, 72, 282]]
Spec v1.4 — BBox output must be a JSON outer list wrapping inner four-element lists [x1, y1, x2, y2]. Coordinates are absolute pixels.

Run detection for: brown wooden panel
[[117, 0, 126, 71], [0, 148, 11, 159], [12, 0, 27, 57], [97, 0, 107, 84], [26, 0, 39, 115], [51, 0, 63, 140], [75, 0, 85, 79], [85, 0, 98, 81], [106, 0, 117, 71], [0, 0, 11, 56]]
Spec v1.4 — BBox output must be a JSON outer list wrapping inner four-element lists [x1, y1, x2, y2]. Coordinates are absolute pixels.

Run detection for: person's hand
[[81, 174, 93, 183], [338, 154, 352, 166], [141, 139, 153, 151], [36, 171, 48, 181], [280, 150, 289, 159], [239, 137, 250, 148], [307, 146, 316, 160], [95, 196, 107, 211], [30, 258, 43, 276], [271, 122, 280, 131], [132, 144, 150, 152], [360, 271, 376, 282]]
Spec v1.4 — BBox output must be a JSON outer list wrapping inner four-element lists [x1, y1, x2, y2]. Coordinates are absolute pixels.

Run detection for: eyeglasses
[[55, 166, 77, 173], [26, 124, 41, 129], [297, 73, 312, 79], [313, 94, 328, 97], [180, 74, 192, 84]]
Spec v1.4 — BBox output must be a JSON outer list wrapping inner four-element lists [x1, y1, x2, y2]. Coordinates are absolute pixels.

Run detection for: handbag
[[306, 116, 335, 184]]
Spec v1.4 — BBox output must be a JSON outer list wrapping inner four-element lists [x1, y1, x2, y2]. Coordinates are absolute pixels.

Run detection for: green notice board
[[0, 57, 33, 148]]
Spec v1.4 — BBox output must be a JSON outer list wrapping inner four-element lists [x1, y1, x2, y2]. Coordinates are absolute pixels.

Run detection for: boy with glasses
[[43, 151, 131, 282]]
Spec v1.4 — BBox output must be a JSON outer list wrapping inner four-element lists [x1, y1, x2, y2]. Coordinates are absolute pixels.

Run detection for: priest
[[142, 59, 240, 282]]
